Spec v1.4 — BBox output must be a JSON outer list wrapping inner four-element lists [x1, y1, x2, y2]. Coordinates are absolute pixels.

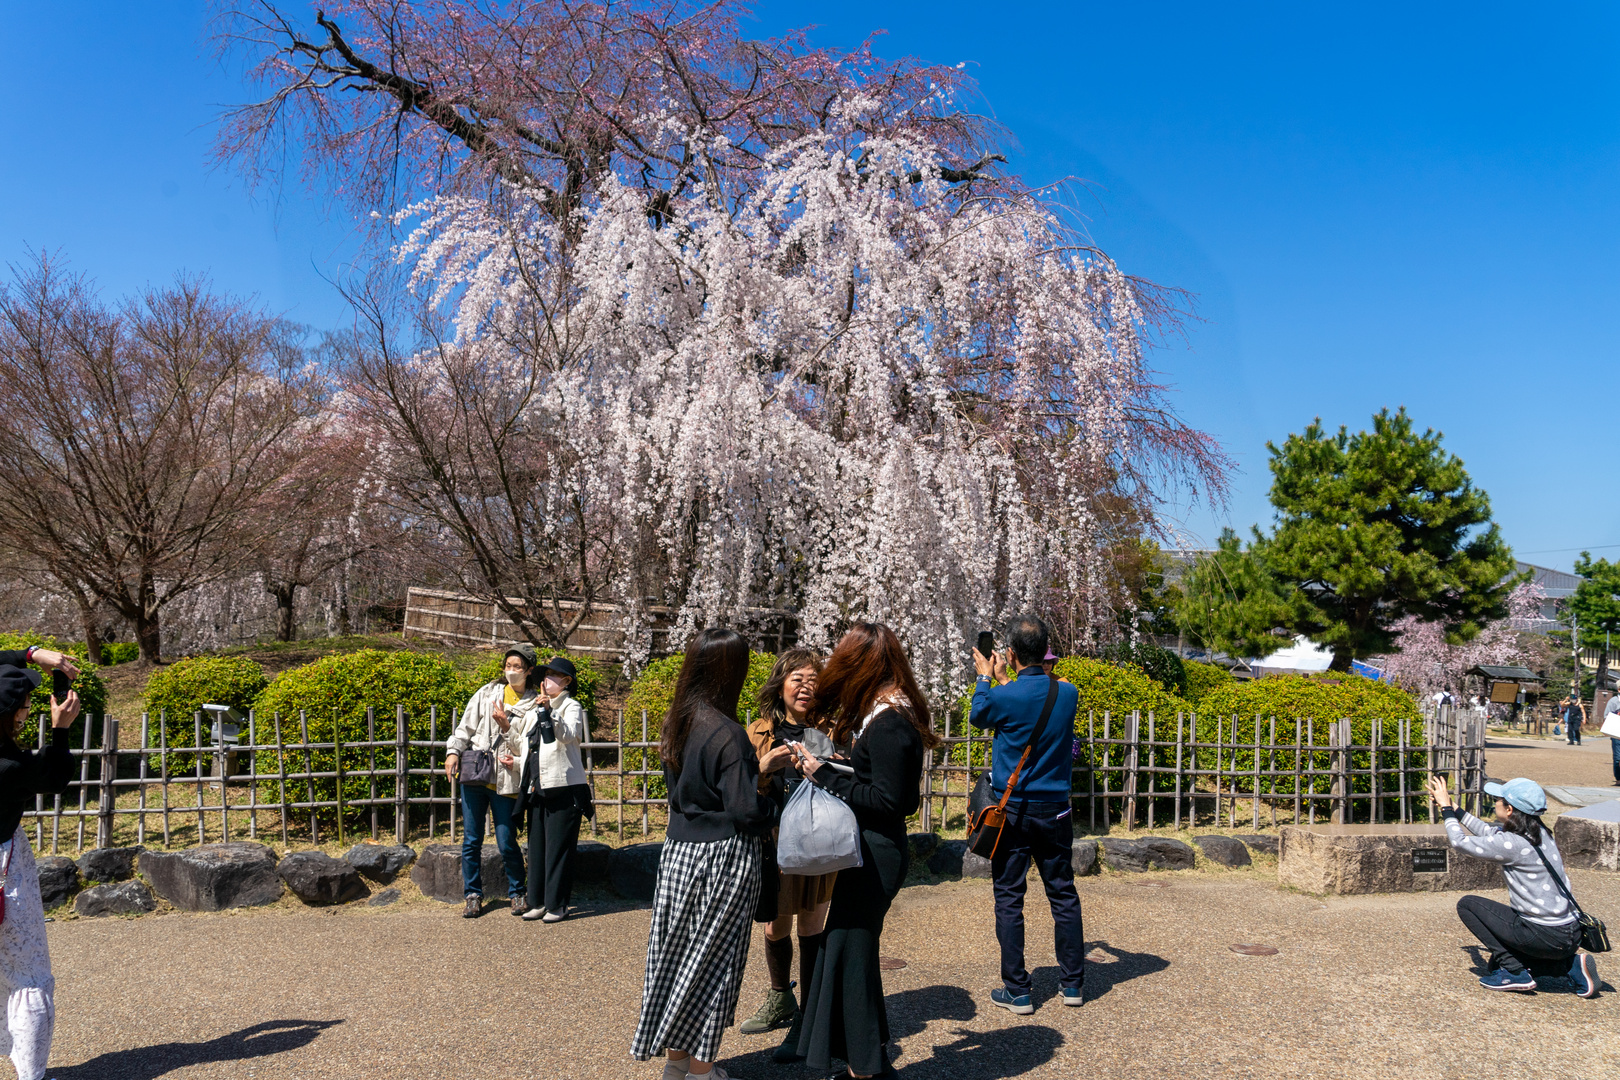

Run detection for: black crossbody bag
[[1530, 837, 1611, 953]]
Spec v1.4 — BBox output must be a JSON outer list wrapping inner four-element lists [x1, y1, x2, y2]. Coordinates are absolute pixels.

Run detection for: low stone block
[[77, 845, 144, 884], [574, 841, 612, 885], [926, 839, 968, 877], [962, 851, 993, 879], [74, 880, 155, 917], [1071, 840, 1099, 877], [907, 832, 941, 862], [410, 843, 517, 902], [343, 843, 417, 884], [279, 851, 368, 906], [609, 843, 663, 900], [37, 857, 80, 909], [141, 843, 282, 911], [1194, 835, 1252, 868], [368, 887, 402, 907], [1278, 825, 1503, 895], [1235, 833, 1280, 857], [1099, 837, 1195, 873], [1554, 800, 1620, 871]]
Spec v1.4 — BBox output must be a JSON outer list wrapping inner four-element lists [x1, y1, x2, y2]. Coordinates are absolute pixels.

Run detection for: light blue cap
[[1483, 777, 1546, 815]]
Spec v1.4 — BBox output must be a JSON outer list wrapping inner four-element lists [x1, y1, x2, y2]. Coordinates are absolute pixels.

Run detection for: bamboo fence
[[22, 706, 1486, 854]]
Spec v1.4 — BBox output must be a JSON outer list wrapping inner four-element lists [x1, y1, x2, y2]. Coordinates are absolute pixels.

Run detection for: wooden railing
[[21, 707, 1484, 854]]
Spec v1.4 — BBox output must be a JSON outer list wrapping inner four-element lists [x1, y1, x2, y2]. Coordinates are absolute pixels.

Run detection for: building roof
[[1467, 664, 1542, 683]]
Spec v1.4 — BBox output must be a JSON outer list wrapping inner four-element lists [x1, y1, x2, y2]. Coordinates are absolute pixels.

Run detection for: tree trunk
[[336, 560, 352, 636], [135, 611, 162, 665], [1595, 645, 1610, 716], [74, 594, 103, 665], [271, 583, 297, 642]]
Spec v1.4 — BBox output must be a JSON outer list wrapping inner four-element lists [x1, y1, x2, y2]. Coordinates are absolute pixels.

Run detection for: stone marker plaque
[[1411, 848, 1448, 874]]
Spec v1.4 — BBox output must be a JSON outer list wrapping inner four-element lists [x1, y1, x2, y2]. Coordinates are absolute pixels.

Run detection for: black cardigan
[[664, 706, 778, 843], [0, 728, 73, 839], [814, 708, 923, 840], [0, 648, 75, 838]]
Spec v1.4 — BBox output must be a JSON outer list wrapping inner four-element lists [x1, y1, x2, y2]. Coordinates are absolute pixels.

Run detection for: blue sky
[[3, 2, 1617, 571]]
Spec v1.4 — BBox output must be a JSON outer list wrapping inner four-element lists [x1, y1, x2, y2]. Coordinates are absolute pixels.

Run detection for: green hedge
[[0, 633, 108, 748], [622, 650, 777, 799], [98, 642, 139, 665], [252, 650, 471, 826], [1182, 661, 1234, 707], [468, 650, 602, 721], [1104, 641, 1188, 698], [143, 655, 269, 773]]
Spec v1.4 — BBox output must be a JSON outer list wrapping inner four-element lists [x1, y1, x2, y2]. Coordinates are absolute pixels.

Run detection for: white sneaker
[[542, 908, 568, 923], [521, 907, 546, 921]]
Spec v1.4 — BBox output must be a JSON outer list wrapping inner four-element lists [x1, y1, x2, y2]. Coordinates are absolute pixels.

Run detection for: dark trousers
[[526, 788, 583, 912], [1611, 735, 1620, 784], [460, 785, 526, 899], [1568, 716, 1582, 744], [990, 800, 1086, 996], [1457, 895, 1581, 976]]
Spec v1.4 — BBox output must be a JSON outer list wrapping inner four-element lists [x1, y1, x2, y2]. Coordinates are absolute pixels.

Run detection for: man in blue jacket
[[970, 614, 1085, 1014]]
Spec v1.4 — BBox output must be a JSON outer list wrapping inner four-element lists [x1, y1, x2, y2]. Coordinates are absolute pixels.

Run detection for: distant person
[[631, 629, 781, 1080], [446, 643, 539, 918], [1562, 693, 1586, 746], [788, 623, 935, 1080], [1602, 693, 1620, 786], [513, 656, 588, 922], [970, 615, 1085, 1015], [1426, 775, 1600, 997], [0, 655, 83, 1080]]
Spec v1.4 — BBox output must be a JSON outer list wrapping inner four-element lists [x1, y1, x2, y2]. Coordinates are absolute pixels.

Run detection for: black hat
[[541, 656, 577, 682], [503, 643, 539, 668], [0, 666, 41, 716]]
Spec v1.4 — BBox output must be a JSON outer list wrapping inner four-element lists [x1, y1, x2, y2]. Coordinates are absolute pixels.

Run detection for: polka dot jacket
[[1441, 808, 1577, 926]]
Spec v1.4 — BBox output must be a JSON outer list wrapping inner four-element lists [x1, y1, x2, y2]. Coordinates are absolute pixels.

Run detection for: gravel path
[[42, 861, 1620, 1080], [34, 732, 1620, 1079]]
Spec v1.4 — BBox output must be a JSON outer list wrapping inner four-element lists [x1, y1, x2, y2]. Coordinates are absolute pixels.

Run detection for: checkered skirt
[[630, 834, 762, 1063]]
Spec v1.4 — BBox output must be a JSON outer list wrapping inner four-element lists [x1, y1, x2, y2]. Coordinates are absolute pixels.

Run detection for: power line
[[1518, 543, 1620, 556]]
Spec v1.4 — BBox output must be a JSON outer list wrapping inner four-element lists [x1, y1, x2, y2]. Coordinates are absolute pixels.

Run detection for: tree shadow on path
[[53, 1018, 344, 1079]]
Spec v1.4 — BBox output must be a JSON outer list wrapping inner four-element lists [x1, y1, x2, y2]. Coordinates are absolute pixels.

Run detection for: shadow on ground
[[1055, 940, 1169, 1005], [53, 1018, 343, 1079]]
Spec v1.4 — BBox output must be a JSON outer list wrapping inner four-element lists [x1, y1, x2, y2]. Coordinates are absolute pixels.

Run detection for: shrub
[[99, 643, 140, 666], [622, 650, 777, 799], [144, 656, 269, 772], [0, 633, 109, 748], [1052, 657, 1188, 731], [1182, 661, 1234, 707], [252, 650, 472, 826], [468, 650, 602, 721], [1192, 672, 1424, 802], [1104, 641, 1187, 698]]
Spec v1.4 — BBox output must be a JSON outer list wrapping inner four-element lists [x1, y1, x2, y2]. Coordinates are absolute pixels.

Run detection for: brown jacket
[[746, 714, 837, 794]]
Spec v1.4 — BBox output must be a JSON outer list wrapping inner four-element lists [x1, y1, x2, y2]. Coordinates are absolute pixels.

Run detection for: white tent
[[1248, 635, 1334, 676]]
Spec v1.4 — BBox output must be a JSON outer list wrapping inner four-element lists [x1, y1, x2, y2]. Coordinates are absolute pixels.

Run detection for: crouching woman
[[1428, 775, 1601, 996], [0, 660, 82, 1080]]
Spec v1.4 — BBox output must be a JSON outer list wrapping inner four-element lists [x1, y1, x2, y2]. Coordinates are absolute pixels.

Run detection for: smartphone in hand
[[51, 670, 71, 705], [975, 631, 995, 658]]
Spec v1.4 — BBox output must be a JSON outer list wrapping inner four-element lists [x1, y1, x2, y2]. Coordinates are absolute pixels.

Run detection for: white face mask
[[543, 675, 567, 698], [506, 667, 528, 689]]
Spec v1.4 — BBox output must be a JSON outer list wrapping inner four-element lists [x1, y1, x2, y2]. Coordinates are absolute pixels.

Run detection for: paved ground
[[34, 734, 1620, 1080]]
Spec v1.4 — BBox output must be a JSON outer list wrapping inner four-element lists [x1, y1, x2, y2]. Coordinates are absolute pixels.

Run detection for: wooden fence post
[[1173, 713, 1184, 829], [97, 716, 117, 849], [1329, 719, 1344, 825], [1124, 710, 1140, 829], [396, 705, 409, 844]]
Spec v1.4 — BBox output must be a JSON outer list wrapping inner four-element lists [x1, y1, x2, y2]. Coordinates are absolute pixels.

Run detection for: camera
[[535, 704, 556, 745]]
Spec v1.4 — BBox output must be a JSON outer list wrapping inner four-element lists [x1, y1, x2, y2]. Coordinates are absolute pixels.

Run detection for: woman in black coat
[[789, 622, 938, 1080]]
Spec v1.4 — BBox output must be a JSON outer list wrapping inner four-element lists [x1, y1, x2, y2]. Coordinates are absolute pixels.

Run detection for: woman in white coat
[[514, 657, 589, 921], [446, 643, 545, 918]]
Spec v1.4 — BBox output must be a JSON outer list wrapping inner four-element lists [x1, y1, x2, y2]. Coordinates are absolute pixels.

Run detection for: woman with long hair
[[788, 623, 939, 1080], [632, 629, 791, 1080], [1428, 774, 1601, 996], [739, 647, 837, 1062]]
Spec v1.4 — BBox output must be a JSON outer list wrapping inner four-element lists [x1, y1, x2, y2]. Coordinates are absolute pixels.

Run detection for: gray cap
[[503, 643, 539, 667]]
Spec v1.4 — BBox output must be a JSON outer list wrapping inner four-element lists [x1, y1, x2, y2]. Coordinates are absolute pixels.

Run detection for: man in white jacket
[[446, 643, 544, 918]]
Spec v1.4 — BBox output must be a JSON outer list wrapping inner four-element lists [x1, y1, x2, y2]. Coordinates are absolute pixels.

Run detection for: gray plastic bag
[[776, 774, 863, 875]]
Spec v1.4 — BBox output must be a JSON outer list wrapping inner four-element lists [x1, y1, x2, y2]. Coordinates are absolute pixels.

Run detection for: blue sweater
[[968, 669, 1079, 802]]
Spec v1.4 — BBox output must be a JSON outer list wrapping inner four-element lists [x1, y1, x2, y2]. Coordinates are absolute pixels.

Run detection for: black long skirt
[[797, 826, 909, 1075]]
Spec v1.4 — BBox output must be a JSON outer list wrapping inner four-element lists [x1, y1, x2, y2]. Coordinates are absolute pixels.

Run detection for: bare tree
[[0, 253, 321, 663]]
